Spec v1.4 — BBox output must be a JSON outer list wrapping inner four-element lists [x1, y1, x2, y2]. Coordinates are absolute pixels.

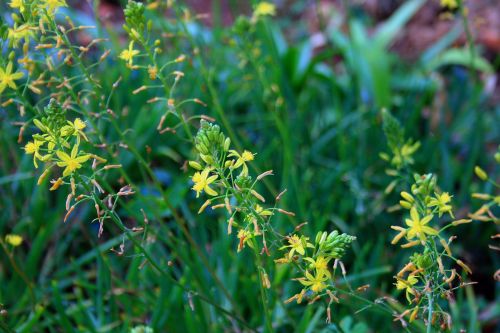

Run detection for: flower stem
[[251, 238, 273, 333], [426, 291, 434, 333]]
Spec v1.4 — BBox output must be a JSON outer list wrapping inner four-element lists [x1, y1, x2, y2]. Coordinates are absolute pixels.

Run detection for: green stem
[[426, 291, 434, 333], [250, 239, 273, 333], [49, 18, 241, 316], [76, 175, 253, 330]]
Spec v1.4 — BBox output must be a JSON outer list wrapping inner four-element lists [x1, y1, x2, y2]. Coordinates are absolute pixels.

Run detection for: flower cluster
[[382, 112, 474, 330], [279, 230, 356, 304], [191, 120, 356, 318], [24, 99, 102, 188], [380, 109, 420, 171], [390, 175, 473, 329], [190, 120, 272, 250]]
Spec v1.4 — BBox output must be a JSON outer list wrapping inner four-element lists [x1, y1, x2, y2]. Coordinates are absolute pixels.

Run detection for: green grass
[[0, 0, 499, 332]]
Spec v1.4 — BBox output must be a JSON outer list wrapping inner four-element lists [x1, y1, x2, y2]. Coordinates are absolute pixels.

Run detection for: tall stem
[[250, 239, 273, 333], [426, 291, 434, 333]]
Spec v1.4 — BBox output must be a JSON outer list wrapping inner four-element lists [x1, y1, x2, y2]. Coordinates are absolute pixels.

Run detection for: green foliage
[[0, 0, 498, 332]]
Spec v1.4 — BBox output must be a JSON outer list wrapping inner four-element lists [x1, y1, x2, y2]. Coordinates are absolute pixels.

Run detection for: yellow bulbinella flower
[[39, 0, 67, 14], [392, 141, 420, 167], [56, 144, 91, 177], [304, 256, 331, 278], [255, 204, 273, 216], [5, 234, 23, 247], [428, 192, 454, 218], [441, 0, 458, 10], [228, 150, 254, 176], [0, 62, 24, 94], [119, 41, 140, 68], [9, 0, 25, 11], [191, 168, 218, 198], [298, 270, 328, 293], [60, 118, 88, 140], [405, 207, 438, 242], [7, 24, 35, 48], [254, 2, 276, 17], [280, 234, 313, 258], [24, 140, 44, 168], [395, 274, 418, 302]]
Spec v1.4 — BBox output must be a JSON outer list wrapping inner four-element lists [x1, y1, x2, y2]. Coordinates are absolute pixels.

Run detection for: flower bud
[[474, 166, 488, 181]]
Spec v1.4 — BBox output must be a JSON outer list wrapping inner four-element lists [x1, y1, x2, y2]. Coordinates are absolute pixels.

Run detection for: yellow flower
[[441, 0, 457, 10], [191, 168, 218, 198], [255, 204, 273, 216], [395, 274, 418, 302], [7, 24, 34, 48], [24, 140, 44, 168], [228, 150, 254, 176], [56, 144, 91, 177], [405, 207, 438, 242], [5, 234, 23, 247], [60, 118, 88, 140], [254, 2, 276, 17], [9, 0, 25, 11], [0, 62, 24, 94], [119, 41, 140, 67], [304, 256, 331, 278], [428, 192, 453, 218], [280, 234, 313, 258], [298, 270, 328, 293], [39, 0, 67, 13], [392, 141, 420, 167]]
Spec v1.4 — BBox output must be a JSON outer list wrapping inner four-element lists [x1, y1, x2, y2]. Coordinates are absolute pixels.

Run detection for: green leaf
[[427, 48, 494, 73]]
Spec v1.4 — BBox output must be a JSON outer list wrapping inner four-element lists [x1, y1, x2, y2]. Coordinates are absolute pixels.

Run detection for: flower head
[[304, 256, 331, 278], [5, 234, 23, 247], [280, 234, 313, 258], [395, 274, 418, 303], [228, 150, 254, 176], [119, 41, 140, 68], [191, 168, 218, 198], [39, 0, 67, 14], [405, 207, 438, 242], [9, 0, 25, 12], [298, 270, 328, 293], [0, 62, 24, 94], [441, 0, 458, 10], [61, 118, 88, 140], [56, 144, 91, 177], [255, 204, 273, 216], [254, 2, 276, 18], [24, 140, 44, 168], [428, 192, 453, 218]]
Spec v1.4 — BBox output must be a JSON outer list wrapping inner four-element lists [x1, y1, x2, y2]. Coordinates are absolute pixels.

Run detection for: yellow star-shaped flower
[[191, 168, 218, 197], [405, 207, 438, 242], [395, 274, 418, 302], [60, 118, 88, 140], [298, 270, 328, 293], [0, 62, 24, 94], [56, 144, 91, 177], [428, 192, 454, 218], [119, 41, 140, 68]]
